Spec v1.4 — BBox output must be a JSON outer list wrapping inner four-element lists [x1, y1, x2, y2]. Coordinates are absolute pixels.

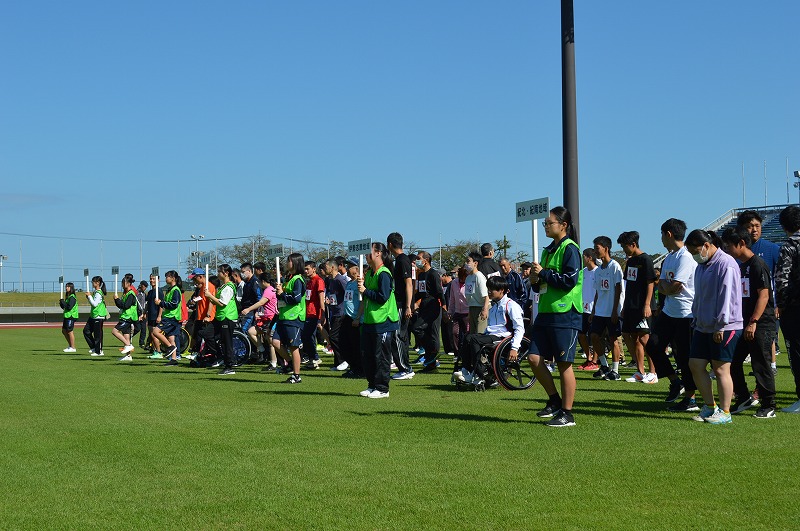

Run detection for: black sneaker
[[668, 396, 700, 412], [592, 367, 610, 379], [536, 401, 563, 418], [218, 368, 236, 375], [665, 382, 685, 403], [753, 407, 776, 419], [603, 370, 621, 381], [284, 374, 302, 384], [732, 396, 755, 414], [164, 359, 179, 366], [546, 410, 575, 427]]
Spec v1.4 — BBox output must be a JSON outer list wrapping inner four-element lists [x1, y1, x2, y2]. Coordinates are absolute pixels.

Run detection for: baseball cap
[[188, 267, 205, 279]]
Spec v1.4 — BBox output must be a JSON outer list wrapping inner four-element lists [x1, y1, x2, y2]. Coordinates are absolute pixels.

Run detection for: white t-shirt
[[464, 271, 488, 307], [593, 260, 625, 317], [582, 266, 597, 314], [661, 245, 696, 318]]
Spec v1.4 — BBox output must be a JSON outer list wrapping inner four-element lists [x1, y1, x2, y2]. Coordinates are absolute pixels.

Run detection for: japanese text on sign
[[515, 197, 551, 223], [347, 238, 372, 254]]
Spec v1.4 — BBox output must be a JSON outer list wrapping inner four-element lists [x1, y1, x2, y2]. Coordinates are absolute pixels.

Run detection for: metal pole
[[562, 0, 580, 245], [764, 160, 767, 206], [140, 239, 143, 280], [19, 240, 22, 292], [742, 162, 746, 207]]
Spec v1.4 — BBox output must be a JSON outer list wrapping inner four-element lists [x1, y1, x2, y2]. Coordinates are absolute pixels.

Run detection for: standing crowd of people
[[57, 205, 800, 427]]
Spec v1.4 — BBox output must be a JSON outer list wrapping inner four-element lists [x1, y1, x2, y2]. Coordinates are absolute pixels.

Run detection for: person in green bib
[[152, 270, 183, 365], [272, 253, 306, 384], [83, 276, 108, 356], [205, 264, 239, 376], [112, 273, 139, 359], [526, 206, 583, 427], [59, 282, 79, 353], [357, 242, 400, 399]]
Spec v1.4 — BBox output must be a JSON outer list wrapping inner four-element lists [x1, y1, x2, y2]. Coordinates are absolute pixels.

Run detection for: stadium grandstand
[[704, 203, 792, 244], [654, 203, 793, 268]]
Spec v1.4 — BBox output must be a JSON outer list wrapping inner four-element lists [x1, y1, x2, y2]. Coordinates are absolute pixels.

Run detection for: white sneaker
[[121, 345, 135, 354], [367, 390, 389, 399], [332, 361, 349, 371], [91, 351, 104, 357], [642, 373, 659, 384], [453, 371, 465, 382], [391, 371, 415, 380], [359, 388, 374, 397], [461, 367, 474, 383], [447, 352, 455, 356], [390, 363, 398, 370], [118, 354, 133, 361], [63, 347, 76, 353], [625, 371, 643, 383]]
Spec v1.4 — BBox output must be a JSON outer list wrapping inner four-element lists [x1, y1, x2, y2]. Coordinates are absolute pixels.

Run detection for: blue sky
[[1, 1, 799, 288]]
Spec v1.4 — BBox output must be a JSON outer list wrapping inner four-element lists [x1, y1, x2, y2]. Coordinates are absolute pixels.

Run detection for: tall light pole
[[190, 234, 205, 267], [793, 170, 800, 204], [0, 255, 7, 292], [562, 0, 580, 244]]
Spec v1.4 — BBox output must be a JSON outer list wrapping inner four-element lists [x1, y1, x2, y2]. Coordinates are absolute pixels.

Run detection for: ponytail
[[685, 229, 722, 248], [550, 206, 578, 243], [92, 276, 108, 296]]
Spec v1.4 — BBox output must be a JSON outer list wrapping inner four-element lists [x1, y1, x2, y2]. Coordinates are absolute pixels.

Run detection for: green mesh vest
[[538, 238, 583, 314]]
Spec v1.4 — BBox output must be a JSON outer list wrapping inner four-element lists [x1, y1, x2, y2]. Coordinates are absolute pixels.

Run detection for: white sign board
[[515, 196, 550, 263], [347, 238, 371, 255], [515, 197, 550, 222], [266, 244, 284, 259]]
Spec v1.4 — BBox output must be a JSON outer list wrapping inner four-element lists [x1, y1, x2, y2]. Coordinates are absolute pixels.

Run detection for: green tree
[[216, 234, 273, 267], [436, 239, 481, 272]]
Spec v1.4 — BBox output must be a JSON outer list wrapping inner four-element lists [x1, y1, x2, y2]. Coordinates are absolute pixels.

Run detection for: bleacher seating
[[705, 205, 790, 245]]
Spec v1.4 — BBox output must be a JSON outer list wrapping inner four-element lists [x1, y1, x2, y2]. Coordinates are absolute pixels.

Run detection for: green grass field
[[2, 328, 799, 529]]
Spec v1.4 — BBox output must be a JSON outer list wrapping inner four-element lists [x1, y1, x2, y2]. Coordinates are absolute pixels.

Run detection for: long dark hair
[[372, 242, 393, 270], [685, 229, 722, 248], [165, 270, 182, 290], [92, 276, 107, 295], [122, 273, 135, 289], [217, 264, 233, 281], [286, 253, 305, 277], [65, 282, 75, 296], [550, 206, 578, 242]]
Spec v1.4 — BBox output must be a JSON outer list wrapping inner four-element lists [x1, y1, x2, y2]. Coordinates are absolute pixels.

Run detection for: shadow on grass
[[364, 410, 524, 423], [255, 388, 354, 397]]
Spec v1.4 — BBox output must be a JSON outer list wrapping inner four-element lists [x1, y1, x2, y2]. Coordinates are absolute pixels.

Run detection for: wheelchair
[[452, 335, 536, 392], [184, 320, 252, 366]]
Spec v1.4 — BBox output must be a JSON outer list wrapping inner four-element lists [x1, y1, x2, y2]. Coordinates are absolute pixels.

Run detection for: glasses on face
[[542, 220, 561, 228]]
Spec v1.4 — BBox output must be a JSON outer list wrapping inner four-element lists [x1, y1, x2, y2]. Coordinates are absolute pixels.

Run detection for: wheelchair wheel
[[232, 330, 251, 366], [491, 336, 536, 391], [179, 327, 190, 354]]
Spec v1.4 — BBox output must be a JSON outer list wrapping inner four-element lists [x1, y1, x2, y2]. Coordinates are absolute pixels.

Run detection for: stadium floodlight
[[190, 235, 205, 267], [0, 255, 7, 292], [793, 171, 800, 204]]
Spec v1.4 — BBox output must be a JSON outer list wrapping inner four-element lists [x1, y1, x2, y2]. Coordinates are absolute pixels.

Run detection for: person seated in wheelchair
[[454, 275, 525, 384]]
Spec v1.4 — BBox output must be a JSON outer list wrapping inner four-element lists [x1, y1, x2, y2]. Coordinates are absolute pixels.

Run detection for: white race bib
[[742, 278, 751, 298], [344, 290, 354, 302], [418, 280, 427, 293], [328, 294, 338, 305], [600, 278, 610, 291], [626, 266, 639, 282], [465, 282, 475, 295], [306, 289, 312, 301]]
